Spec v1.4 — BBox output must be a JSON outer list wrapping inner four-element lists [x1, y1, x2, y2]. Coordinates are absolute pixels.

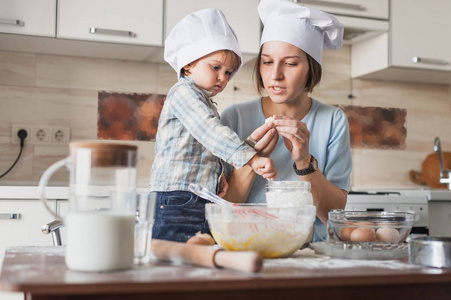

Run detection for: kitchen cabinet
[[390, 0, 451, 72], [295, 0, 389, 44], [0, 0, 261, 63], [0, 0, 164, 62], [57, 0, 163, 46], [351, 0, 451, 84], [0, 200, 57, 300], [0, 200, 57, 269], [165, 0, 260, 59], [0, 0, 56, 37], [297, 0, 388, 20]]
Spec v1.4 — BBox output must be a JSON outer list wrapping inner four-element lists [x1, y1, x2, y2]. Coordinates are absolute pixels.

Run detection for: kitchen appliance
[[426, 189, 451, 237], [346, 189, 429, 236], [434, 137, 451, 190]]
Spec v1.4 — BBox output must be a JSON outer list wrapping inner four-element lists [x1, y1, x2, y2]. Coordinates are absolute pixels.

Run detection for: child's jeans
[[151, 191, 211, 243]]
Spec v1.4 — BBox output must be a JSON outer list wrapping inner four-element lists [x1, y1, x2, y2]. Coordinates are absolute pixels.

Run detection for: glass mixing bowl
[[205, 203, 316, 258], [327, 209, 415, 248]]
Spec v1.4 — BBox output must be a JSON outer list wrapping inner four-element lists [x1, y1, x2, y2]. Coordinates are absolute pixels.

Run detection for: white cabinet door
[[0, 200, 58, 300], [297, 0, 389, 20], [0, 0, 56, 37], [391, 0, 451, 72], [165, 0, 260, 55], [351, 0, 451, 83], [57, 0, 163, 46], [0, 200, 57, 268]]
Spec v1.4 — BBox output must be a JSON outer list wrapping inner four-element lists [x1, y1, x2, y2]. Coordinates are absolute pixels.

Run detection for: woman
[[221, 0, 352, 241]]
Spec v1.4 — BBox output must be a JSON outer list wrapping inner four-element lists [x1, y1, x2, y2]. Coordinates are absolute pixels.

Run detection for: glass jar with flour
[[265, 181, 313, 207]]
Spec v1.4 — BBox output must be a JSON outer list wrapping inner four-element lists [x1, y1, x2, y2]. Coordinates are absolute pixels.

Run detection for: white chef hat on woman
[[258, 0, 343, 65], [164, 8, 243, 79]]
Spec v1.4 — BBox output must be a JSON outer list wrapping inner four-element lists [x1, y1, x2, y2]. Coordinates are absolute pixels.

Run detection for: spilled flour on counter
[[263, 248, 420, 270]]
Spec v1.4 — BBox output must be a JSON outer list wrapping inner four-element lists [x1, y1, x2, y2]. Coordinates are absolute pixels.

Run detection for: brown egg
[[376, 227, 400, 243], [350, 227, 376, 242], [340, 227, 356, 241]]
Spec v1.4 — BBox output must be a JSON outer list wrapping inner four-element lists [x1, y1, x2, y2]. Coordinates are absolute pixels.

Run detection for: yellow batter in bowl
[[206, 204, 316, 258]]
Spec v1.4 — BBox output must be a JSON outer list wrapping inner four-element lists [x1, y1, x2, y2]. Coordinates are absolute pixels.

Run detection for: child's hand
[[248, 155, 277, 181]]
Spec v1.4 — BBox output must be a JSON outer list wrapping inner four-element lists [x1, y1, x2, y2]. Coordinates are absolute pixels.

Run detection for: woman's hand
[[218, 173, 229, 197], [273, 116, 310, 165], [247, 123, 279, 157]]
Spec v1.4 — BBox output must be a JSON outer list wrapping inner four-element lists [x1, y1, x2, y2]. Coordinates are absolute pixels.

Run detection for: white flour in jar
[[266, 181, 313, 207]]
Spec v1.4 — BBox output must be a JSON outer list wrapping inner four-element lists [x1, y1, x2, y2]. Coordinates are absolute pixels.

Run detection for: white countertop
[[0, 186, 69, 200], [2, 185, 450, 201], [0, 186, 150, 200]]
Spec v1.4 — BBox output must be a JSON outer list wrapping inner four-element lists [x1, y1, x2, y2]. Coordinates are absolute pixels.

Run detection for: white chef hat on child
[[258, 0, 343, 65], [164, 8, 243, 80]]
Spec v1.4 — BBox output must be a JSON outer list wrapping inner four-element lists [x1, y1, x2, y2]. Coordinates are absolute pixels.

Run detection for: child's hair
[[253, 46, 322, 95], [181, 50, 242, 78]]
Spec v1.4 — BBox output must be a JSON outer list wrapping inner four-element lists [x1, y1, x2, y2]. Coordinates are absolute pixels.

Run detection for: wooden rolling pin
[[151, 239, 263, 273]]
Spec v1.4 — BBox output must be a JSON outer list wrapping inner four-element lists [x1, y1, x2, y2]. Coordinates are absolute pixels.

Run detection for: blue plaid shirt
[[149, 77, 256, 194]]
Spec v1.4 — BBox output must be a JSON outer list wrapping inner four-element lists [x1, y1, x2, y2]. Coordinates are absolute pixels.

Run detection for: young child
[[150, 8, 277, 242]]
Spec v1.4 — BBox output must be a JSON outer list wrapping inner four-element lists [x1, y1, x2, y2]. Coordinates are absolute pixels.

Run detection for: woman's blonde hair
[[182, 50, 241, 77], [253, 46, 322, 95]]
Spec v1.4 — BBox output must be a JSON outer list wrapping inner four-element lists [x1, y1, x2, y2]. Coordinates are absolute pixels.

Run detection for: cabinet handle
[[0, 18, 25, 26], [89, 27, 137, 38], [0, 213, 21, 220], [294, 0, 365, 11], [412, 57, 449, 66]]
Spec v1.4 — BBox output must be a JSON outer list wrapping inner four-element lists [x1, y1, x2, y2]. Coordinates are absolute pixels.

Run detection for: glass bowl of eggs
[[205, 203, 316, 258], [324, 209, 415, 259]]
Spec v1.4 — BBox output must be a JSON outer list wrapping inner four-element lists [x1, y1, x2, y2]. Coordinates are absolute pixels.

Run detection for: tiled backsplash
[[341, 105, 407, 149], [97, 91, 165, 141], [1, 47, 450, 189]]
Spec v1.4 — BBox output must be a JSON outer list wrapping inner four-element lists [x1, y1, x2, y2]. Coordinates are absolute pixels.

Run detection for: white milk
[[65, 211, 135, 272]]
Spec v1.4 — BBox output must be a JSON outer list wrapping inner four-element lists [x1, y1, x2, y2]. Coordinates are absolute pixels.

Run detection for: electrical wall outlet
[[32, 127, 51, 144], [51, 127, 70, 144], [11, 124, 32, 144], [11, 124, 71, 145]]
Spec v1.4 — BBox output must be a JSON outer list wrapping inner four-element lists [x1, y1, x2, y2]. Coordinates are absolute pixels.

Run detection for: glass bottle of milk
[[265, 181, 313, 207]]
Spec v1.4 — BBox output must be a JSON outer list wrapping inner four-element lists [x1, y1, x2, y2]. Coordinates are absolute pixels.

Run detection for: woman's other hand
[[273, 116, 310, 165], [218, 173, 229, 197]]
